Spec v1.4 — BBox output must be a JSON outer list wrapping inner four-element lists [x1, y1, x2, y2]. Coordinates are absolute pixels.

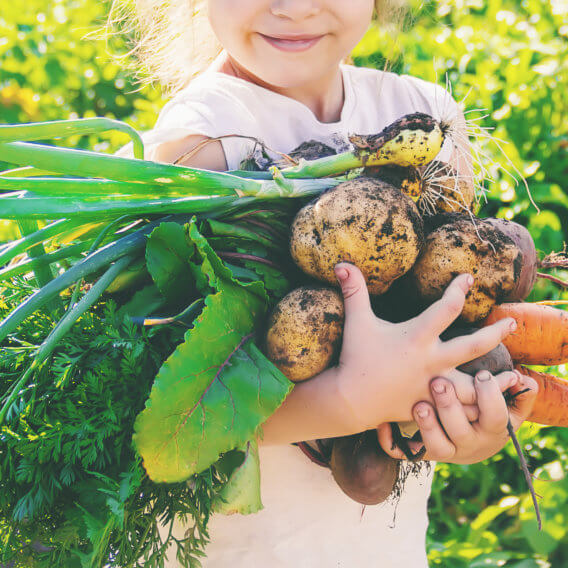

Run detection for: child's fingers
[[494, 370, 519, 393], [463, 404, 480, 422], [413, 274, 472, 338], [438, 318, 517, 371], [473, 371, 510, 435], [376, 423, 408, 460], [376, 422, 425, 460], [429, 378, 476, 447], [442, 369, 517, 407], [334, 262, 372, 327], [443, 367, 478, 406], [413, 401, 457, 461], [507, 372, 539, 430]]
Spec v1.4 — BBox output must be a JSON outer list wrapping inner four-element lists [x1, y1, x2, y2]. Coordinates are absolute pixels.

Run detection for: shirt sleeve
[[114, 84, 259, 170]]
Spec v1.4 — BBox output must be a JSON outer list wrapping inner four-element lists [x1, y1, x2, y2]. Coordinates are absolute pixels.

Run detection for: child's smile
[[207, 0, 374, 117], [257, 31, 325, 52]]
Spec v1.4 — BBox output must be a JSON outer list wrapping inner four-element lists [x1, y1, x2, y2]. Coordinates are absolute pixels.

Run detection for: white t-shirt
[[119, 64, 462, 568]]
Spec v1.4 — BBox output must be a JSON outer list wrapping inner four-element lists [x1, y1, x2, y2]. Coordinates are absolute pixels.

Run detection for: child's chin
[[255, 63, 336, 90]]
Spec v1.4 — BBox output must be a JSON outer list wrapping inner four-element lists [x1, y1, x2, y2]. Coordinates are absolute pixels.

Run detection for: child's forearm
[[258, 367, 372, 446]]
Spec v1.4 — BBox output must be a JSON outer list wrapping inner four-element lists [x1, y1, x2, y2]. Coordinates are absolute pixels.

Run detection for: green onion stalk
[[0, 116, 373, 430], [0, 117, 392, 566]]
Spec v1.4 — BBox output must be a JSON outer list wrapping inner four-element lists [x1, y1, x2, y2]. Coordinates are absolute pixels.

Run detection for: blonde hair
[[104, 0, 408, 98]]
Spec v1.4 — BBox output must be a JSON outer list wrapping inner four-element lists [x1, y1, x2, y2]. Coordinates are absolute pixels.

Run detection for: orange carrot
[[516, 365, 568, 427], [483, 302, 568, 365]]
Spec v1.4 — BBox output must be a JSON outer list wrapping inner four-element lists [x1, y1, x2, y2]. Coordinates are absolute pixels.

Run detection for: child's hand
[[333, 262, 517, 432], [377, 371, 539, 464]]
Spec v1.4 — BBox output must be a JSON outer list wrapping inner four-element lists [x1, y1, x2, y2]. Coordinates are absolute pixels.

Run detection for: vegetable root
[[330, 430, 400, 505], [484, 303, 568, 366], [516, 365, 568, 427], [264, 286, 344, 382], [410, 217, 523, 322], [290, 177, 424, 295]]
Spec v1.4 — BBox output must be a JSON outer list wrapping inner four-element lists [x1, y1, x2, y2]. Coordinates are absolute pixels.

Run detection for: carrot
[[516, 365, 568, 427], [483, 302, 568, 365]]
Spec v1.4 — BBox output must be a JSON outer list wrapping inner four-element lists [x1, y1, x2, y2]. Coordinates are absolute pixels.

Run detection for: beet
[[442, 326, 514, 375], [484, 218, 538, 301], [330, 430, 400, 505]]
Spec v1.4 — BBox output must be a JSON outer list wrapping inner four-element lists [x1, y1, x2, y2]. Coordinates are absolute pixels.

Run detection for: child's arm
[[153, 135, 517, 447], [152, 134, 227, 170], [260, 263, 515, 445]]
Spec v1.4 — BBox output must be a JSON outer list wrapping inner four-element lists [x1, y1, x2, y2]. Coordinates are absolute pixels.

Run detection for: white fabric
[[119, 64, 462, 568], [115, 64, 458, 169], [165, 446, 434, 568]]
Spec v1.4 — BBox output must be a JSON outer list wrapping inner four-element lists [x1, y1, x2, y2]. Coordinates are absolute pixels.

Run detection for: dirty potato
[[264, 287, 344, 382], [410, 217, 523, 322], [290, 177, 424, 295]]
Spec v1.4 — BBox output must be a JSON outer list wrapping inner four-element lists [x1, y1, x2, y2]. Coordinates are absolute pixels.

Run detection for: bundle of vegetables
[[260, 130, 568, 521], [0, 113, 567, 567]]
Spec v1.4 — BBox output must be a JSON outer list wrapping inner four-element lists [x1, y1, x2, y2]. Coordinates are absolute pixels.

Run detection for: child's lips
[[258, 33, 324, 52]]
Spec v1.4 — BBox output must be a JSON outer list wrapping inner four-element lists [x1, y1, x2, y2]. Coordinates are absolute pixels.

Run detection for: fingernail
[[416, 407, 429, 419], [432, 380, 446, 394], [459, 274, 473, 292], [410, 442, 425, 454], [509, 373, 518, 387], [508, 318, 517, 332], [335, 266, 348, 281], [477, 370, 492, 382]]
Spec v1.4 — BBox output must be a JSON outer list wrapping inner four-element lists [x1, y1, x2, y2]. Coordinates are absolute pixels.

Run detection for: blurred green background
[[1, 0, 567, 566]]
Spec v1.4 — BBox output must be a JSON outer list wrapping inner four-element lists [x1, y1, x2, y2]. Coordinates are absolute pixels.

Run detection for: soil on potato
[[411, 216, 523, 322], [364, 164, 423, 201], [289, 140, 337, 161], [270, 140, 337, 168], [444, 221, 520, 296], [265, 286, 344, 381], [290, 176, 425, 295]]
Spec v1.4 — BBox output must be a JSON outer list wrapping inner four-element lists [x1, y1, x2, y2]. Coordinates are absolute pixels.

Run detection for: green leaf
[[145, 222, 195, 304], [470, 496, 520, 533], [188, 219, 266, 301], [117, 284, 166, 319], [214, 439, 263, 515], [521, 518, 560, 555], [242, 259, 290, 300], [469, 552, 514, 567], [133, 222, 292, 482]]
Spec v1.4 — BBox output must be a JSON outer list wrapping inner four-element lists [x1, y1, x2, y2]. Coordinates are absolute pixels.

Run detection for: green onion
[[0, 221, 161, 343], [0, 166, 59, 178], [0, 117, 144, 160], [0, 219, 98, 267], [0, 242, 90, 283], [0, 176, 336, 220]]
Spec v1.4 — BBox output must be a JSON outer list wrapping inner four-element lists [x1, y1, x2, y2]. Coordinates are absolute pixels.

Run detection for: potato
[[264, 286, 344, 382], [330, 430, 400, 505], [410, 217, 522, 322], [364, 164, 423, 201], [290, 177, 424, 295]]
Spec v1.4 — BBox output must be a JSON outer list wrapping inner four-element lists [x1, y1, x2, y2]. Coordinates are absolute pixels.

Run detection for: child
[[115, 1, 538, 565]]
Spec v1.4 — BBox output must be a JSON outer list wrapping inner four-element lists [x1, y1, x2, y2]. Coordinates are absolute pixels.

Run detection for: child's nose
[[270, 0, 322, 20]]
